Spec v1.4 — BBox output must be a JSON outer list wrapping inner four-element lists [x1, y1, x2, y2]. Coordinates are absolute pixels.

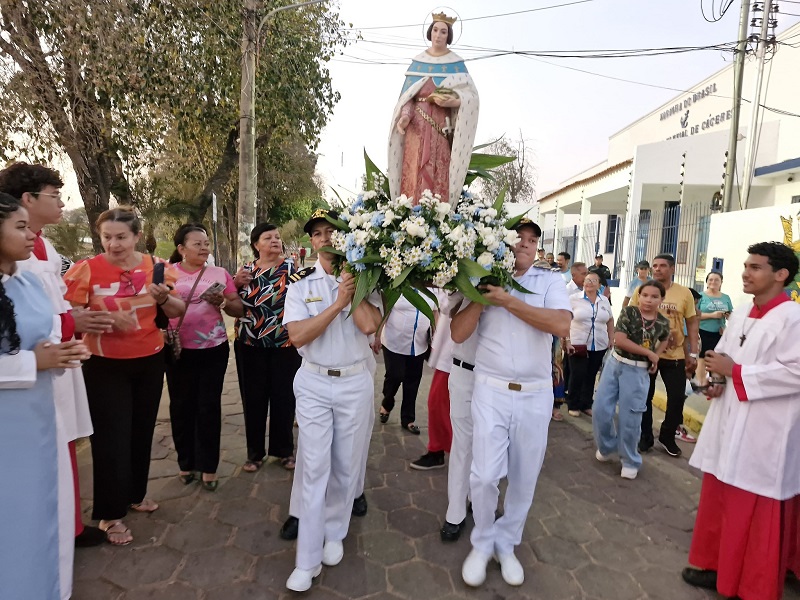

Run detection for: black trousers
[[166, 342, 229, 474], [640, 358, 687, 446], [380, 346, 425, 426], [234, 341, 301, 462], [567, 350, 606, 411], [83, 352, 164, 521]]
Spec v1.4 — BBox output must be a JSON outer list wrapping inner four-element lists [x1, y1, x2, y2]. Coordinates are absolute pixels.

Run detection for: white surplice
[[689, 298, 800, 500]]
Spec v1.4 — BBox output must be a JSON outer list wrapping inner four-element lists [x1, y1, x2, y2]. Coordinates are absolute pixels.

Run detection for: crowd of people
[[0, 160, 798, 600]]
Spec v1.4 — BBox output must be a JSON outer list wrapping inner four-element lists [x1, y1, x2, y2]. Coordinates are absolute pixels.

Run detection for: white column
[[576, 191, 591, 263], [554, 203, 564, 254], [619, 155, 641, 291]]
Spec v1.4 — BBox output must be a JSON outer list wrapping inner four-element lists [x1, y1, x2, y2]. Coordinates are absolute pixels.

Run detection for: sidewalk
[[72, 356, 800, 599]]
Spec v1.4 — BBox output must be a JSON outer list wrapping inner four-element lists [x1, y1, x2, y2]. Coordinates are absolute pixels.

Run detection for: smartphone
[[200, 281, 226, 299], [152, 262, 165, 286]]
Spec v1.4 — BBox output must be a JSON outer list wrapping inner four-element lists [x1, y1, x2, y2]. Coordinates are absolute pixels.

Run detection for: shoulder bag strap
[[174, 265, 207, 333]]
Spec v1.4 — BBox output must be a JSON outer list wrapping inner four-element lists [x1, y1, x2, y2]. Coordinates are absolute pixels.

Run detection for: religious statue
[[387, 11, 479, 205]]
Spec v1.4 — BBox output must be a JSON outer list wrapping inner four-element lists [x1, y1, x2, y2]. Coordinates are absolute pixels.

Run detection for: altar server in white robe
[[682, 241, 800, 600], [451, 219, 571, 587]]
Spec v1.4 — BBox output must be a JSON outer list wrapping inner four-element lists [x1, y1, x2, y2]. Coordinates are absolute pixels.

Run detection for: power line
[[344, 0, 597, 31]]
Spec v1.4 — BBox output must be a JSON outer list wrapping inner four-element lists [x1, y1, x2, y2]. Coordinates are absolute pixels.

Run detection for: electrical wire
[[343, 0, 597, 31], [701, 0, 736, 23]]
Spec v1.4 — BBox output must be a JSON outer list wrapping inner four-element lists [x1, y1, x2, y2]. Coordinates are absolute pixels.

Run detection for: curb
[[652, 389, 705, 434]]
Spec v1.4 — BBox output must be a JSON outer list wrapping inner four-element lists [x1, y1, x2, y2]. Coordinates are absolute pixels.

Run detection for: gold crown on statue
[[432, 12, 457, 25]]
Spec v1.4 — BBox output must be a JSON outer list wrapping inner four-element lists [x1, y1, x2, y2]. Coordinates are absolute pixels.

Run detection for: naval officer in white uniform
[[283, 209, 382, 592], [451, 219, 571, 587]]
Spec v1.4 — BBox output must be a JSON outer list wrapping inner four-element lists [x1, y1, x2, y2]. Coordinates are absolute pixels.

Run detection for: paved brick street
[[73, 355, 800, 600]]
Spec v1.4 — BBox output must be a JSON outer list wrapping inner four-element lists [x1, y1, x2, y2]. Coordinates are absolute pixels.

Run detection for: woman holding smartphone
[[63, 207, 184, 545], [166, 224, 243, 490], [696, 271, 733, 386]]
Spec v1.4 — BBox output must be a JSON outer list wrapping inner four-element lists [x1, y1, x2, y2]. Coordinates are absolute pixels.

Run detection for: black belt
[[453, 358, 475, 371]]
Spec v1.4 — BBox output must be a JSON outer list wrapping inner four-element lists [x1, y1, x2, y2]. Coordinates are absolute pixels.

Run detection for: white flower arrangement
[[322, 186, 531, 323]]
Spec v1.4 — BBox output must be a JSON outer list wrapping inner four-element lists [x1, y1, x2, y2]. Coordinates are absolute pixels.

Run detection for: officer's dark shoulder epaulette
[[289, 266, 315, 283]]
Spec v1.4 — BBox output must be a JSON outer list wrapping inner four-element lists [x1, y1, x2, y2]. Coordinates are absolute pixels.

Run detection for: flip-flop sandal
[[202, 478, 219, 492], [280, 456, 296, 470], [178, 472, 196, 485], [379, 410, 390, 424], [101, 521, 132, 546], [242, 460, 262, 473], [403, 423, 421, 435], [129, 499, 159, 513], [551, 411, 564, 422]]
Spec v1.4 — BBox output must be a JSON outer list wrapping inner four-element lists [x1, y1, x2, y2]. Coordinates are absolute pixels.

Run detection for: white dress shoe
[[462, 549, 491, 587], [595, 449, 613, 462], [621, 466, 638, 480], [495, 552, 525, 586], [322, 540, 344, 566], [286, 565, 322, 592]]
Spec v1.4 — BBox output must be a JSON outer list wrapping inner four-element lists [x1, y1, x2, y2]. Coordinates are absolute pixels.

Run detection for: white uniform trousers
[[446, 365, 474, 525], [469, 378, 552, 556], [287, 386, 374, 520], [293, 368, 373, 570]]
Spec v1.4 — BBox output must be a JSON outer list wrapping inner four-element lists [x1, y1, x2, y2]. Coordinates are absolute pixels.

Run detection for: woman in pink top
[[165, 224, 243, 491]]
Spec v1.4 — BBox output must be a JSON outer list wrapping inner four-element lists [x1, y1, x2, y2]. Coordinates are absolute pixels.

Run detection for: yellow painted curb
[[651, 390, 705, 434]]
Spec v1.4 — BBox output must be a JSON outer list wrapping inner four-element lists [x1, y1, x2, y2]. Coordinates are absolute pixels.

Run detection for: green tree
[[0, 0, 349, 251], [43, 208, 92, 260]]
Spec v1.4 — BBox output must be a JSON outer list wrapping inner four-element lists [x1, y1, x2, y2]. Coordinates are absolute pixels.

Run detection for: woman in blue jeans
[[593, 281, 670, 480]]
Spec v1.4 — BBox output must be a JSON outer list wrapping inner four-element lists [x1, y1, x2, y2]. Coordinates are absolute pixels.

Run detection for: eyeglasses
[[33, 191, 63, 200], [119, 271, 138, 296]]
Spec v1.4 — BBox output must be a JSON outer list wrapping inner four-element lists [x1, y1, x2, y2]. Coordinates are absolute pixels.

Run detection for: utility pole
[[236, 0, 326, 266], [237, 0, 258, 265], [740, 0, 776, 209], [722, 0, 751, 213]]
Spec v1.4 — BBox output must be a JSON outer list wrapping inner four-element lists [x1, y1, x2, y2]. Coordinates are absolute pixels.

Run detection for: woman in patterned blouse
[[233, 223, 302, 471]]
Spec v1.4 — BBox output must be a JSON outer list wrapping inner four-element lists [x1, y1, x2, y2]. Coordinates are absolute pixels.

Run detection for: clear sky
[[314, 0, 800, 200]]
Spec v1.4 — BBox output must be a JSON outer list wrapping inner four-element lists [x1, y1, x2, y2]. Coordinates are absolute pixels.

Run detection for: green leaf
[[349, 267, 373, 317], [458, 258, 492, 279], [324, 214, 349, 230], [509, 278, 533, 294], [378, 287, 402, 330], [468, 153, 516, 171], [412, 283, 440, 310], [472, 136, 505, 152], [504, 209, 531, 230], [401, 286, 436, 328], [390, 265, 415, 289], [492, 185, 508, 213], [353, 253, 384, 265], [452, 268, 490, 305], [364, 149, 390, 196], [318, 245, 345, 256]]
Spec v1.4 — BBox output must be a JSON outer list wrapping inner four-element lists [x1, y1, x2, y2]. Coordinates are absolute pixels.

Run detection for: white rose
[[504, 229, 521, 246], [434, 202, 451, 221], [446, 224, 465, 242], [485, 208, 497, 218], [483, 234, 499, 252], [354, 230, 368, 246], [477, 251, 494, 270], [383, 209, 396, 226]]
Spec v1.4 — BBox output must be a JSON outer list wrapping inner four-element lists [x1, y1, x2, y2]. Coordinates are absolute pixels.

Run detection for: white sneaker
[[286, 565, 322, 592], [595, 449, 613, 463], [495, 551, 525, 586], [462, 549, 491, 587], [322, 540, 344, 566], [620, 466, 638, 480]]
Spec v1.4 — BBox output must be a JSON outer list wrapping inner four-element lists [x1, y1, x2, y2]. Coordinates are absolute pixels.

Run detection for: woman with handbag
[[165, 224, 243, 491], [564, 273, 614, 417], [63, 207, 185, 545]]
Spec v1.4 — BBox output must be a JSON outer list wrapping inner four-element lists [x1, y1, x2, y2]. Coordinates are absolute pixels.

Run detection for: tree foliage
[[0, 0, 350, 252], [477, 132, 537, 204]]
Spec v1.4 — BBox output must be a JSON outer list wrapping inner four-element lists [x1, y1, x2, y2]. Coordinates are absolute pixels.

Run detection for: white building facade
[[535, 21, 800, 307]]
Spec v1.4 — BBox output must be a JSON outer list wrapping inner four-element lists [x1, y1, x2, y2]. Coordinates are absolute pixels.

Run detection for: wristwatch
[[688, 352, 698, 359]]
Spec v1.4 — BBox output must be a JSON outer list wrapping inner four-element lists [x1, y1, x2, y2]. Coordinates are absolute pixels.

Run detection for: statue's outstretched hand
[[396, 115, 410, 135]]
